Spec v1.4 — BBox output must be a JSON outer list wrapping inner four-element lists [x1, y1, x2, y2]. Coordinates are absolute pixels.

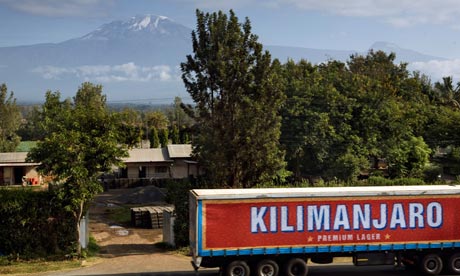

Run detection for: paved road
[[40, 253, 434, 276]]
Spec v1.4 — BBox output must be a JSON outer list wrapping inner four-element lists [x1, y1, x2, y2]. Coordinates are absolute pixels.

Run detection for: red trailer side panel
[[202, 195, 460, 251]]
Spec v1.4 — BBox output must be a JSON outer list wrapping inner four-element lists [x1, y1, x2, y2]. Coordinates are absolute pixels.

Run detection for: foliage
[[0, 188, 75, 258], [170, 125, 180, 144], [159, 128, 169, 147], [82, 236, 99, 258], [280, 51, 434, 182], [433, 76, 460, 109], [26, 82, 128, 255], [149, 127, 160, 148], [181, 9, 286, 188], [15, 141, 37, 152], [367, 176, 393, 186], [164, 179, 192, 247], [0, 84, 22, 152], [114, 108, 143, 148], [166, 97, 195, 128], [16, 105, 44, 141], [386, 136, 431, 178], [144, 111, 169, 131], [423, 165, 443, 182]]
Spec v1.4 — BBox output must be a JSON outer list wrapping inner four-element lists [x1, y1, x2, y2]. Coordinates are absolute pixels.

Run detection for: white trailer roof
[[191, 185, 460, 200]]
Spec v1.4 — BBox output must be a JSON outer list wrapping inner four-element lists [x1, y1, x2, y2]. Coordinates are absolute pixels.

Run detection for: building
[[119, 144, 200, 180], [0, 144, 201, 186], [0, 152, 41, 185]]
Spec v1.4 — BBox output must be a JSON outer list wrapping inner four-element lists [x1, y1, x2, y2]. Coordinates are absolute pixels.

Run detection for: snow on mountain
[[79, 15, 189, 41]]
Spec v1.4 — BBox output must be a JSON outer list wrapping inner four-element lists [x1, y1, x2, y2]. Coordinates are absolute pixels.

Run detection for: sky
[[1, 0, 460, 83]]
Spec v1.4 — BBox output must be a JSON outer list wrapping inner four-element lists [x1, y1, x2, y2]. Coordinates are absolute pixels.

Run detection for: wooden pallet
[[130, 206, 174, 229]]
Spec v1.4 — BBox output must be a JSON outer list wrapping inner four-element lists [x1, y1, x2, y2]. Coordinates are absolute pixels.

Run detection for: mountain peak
[[128, 14, 171, 31], [78, 14, 189, 41], [370, 41, 402, 51]]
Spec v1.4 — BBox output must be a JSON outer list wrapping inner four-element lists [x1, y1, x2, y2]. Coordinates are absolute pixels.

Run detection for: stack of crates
[[130, 206, 174, 229]]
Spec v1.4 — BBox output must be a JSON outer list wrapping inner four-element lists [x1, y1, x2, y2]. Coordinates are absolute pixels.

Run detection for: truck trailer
[[189, 185, 460, 276]]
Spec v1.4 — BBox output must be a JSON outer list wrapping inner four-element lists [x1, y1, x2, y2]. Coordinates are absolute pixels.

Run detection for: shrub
[[0, 188, 75, 259], [367, 176, 392, 186], [392, 178, 425, 186]]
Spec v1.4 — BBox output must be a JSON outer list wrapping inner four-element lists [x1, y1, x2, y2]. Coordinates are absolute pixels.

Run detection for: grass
[[0, 235, 101, 275], [0, 257, 84, 275], [105, 206, 131, 226]]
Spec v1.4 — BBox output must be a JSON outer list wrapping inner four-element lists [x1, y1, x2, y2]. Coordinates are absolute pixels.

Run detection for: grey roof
[[123, 148, 172, 163], [0, 152, 40, 166], [0, 144, 193, 166], [167, 144, 192, 158]]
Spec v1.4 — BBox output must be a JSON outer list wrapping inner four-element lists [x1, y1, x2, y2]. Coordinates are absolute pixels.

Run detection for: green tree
[[434, 76, 460, 109], [387, 136, 432, 177], [114, 108, 143, 148], [179, 126, 191, 144], [167, 96, 194, 128], [17, 105, 45, 141], [280, 51, 432, 181], [170, 125, 180, 144], [0, 84, 22, 152], [150, 127, 160, 148], [159, 128, 169, 148], [181, 10, 286, 188], [27, 82, 128, 255], [144, 111, 169, 130]]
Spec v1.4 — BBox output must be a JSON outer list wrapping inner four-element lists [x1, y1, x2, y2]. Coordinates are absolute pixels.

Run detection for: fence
[[104, 178, 170, 190]]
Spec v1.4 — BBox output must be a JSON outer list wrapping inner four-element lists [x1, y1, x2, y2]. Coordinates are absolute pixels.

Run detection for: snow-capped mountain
[[79, 15, 190, 41], [0, 15, 445, 103]]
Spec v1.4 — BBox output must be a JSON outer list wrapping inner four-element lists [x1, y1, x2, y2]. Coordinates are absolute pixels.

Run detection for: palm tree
[[434, 76, 460, 109]]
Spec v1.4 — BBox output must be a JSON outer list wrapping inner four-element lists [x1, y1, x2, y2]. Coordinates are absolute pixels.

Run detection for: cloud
[[409, 59, 460, 81], [32, 63, 179, 82], [0, 0, 114, 17], [266, 0, 460, 28]]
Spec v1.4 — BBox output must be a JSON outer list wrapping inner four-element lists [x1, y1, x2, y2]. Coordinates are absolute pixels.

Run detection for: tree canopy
[[280, 51, 434, 181], [27, 82, 128, 254], [0, 84, 21, 152], [181, 10, 286, 188]]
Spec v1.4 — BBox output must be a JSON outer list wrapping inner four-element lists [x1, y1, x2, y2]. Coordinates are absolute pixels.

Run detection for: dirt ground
[[89, 186, 168, 257], [38, 186, 209, 276]]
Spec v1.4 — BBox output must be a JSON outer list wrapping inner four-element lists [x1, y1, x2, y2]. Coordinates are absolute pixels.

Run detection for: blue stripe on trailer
[[197, 200, 203, 255], [198, 242, 460, 257]]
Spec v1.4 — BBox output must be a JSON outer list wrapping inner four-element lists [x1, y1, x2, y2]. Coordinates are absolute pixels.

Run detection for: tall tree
[[114, 108, 143, 148], [159, 128, 169, 148], [170, 125, 180, 144], [0, 84, 21, 152], [150, 127, 160, 148], [27, 82, 128, 255], [181, 10, 286, 188], [434, 76, 460, 109]]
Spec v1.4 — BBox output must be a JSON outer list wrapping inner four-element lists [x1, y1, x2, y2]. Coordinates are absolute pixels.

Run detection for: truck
[[189, 185, 460, 276]]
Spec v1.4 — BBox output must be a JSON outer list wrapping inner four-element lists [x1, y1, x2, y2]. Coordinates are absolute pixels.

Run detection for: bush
[[392, 178, 425, 186], [0, 188, 75, 259], [367, 176, 392, 186], [165, 179, 192, 248], [423, 165, 443, 183]]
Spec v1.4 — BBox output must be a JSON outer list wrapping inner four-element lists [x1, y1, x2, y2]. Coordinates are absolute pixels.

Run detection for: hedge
[[0, 188, 75, 259]]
